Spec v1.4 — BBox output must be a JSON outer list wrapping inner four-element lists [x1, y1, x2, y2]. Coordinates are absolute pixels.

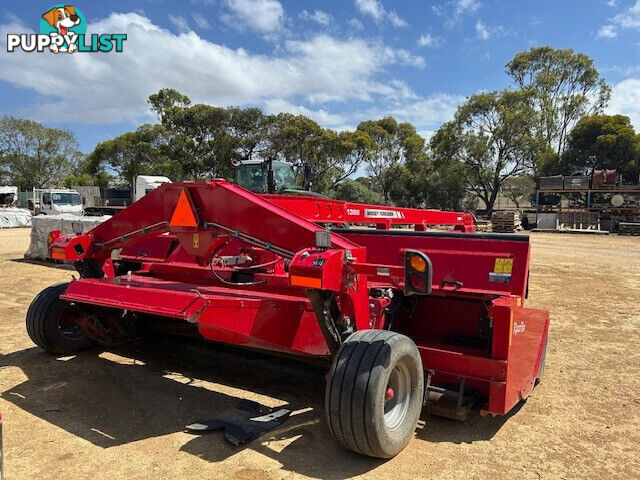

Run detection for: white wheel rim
[[383, 361, 411, 430]]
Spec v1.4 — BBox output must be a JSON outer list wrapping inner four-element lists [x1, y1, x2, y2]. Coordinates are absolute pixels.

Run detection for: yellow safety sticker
[[494, 258, 513, 274], [193, 233, 200, 249]]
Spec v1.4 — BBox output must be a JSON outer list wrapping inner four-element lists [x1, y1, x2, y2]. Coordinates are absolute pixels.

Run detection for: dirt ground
[[0, 227, 639, 480]]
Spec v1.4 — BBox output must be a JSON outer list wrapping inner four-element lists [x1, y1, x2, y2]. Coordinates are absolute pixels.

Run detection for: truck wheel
[[26, 282, 95, 355], [326, 330, 424, 458]]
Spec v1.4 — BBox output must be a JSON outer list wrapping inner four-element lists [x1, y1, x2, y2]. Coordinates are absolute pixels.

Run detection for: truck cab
[[36, 189, 83, 215], [135, 176, 172, 202]]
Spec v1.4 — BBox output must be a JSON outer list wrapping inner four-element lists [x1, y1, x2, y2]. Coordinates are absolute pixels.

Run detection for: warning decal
[[170, 190, 199, 228], [490, 257, 513, 283], [493, 258, 513, 274]]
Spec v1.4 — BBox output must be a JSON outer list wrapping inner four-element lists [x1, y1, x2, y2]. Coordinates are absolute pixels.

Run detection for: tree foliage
[[562, 114, 640, 179], [506, 46, 610, 157], [0, 116, 80, 189], [331, 178, 383, 204], [357, 117, 425, 203], [501, 174, 536, 208], [86, 123, 176, 186], [431, 89, 538, 214]]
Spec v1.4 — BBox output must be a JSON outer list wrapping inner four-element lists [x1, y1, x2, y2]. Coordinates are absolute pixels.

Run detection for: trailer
[[27, 180, 549, 458]]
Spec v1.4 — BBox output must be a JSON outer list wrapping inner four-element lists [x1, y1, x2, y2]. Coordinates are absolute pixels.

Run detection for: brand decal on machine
[[364, 208, 404, 219], [346, 208, 360, 216], [513, 321, 526, 335]]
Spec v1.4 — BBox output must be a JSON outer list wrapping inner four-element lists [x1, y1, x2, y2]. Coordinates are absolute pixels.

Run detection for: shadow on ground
[[10, 258, 75, 270], [0, 337, 516, 479]]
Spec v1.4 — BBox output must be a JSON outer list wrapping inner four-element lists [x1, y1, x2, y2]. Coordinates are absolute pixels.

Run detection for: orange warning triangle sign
[[170, 190, 198, 227]]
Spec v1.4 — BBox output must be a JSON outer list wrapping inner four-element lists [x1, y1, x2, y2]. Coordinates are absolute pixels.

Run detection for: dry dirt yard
[[0, 227, 639, 480]]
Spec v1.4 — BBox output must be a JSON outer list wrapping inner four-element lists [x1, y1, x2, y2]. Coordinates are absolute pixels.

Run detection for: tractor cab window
[[236, 161, 296, 193], [272, 161, 296, 191], [51, 192, 82, 205], [237, 164, 267, 193]]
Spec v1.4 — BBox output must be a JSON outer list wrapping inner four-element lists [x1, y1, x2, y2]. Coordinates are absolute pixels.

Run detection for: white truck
[[0, 186, 18, 206], [32, 188, 83, 216], [134, 175, 171, 202]]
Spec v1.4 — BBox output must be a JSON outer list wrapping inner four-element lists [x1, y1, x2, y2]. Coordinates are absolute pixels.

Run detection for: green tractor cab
[[235, 159, 321, 196]]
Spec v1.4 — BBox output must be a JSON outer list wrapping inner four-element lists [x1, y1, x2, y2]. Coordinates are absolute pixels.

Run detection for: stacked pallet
[[619, 222, 640, 236], [491, 211, 521, 233]]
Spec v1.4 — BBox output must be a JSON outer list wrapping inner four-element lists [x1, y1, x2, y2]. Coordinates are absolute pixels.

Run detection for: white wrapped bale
[[25, 214, 111, 260], [0, 208, 32, 228]]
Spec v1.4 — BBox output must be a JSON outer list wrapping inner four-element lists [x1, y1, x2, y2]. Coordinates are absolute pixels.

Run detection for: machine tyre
[[26, 282, 95, 355], [325, 329, 424, 458]]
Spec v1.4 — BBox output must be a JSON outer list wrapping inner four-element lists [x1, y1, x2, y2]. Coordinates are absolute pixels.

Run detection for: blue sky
[[1, 0, 640, 153]]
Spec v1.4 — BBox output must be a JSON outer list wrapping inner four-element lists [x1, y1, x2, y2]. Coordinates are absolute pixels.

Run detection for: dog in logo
[[41, 5, 81, 53]]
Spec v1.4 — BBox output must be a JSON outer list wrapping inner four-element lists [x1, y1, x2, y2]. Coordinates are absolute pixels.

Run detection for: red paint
[[385, 387, 395, 402]]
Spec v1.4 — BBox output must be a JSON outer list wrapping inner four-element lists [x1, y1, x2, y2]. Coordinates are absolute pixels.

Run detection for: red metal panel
[[487, 301, 549, 414], [61, 276, 329, 357], [417, 345, 507, 382], [338, 230, 531, 298], [80, 181, 361, 263], [263, 194, 477, 231]]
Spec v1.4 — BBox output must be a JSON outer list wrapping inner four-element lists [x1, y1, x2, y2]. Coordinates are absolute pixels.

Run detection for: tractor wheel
[[26, 282, 95, 355], [325, 330, 424, 458]]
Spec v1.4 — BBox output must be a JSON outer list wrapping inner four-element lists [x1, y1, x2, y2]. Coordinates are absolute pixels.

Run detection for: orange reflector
[[290, 275, 322, 288], [170, 190, 198, 228], [51, 249, 66, 260], [409, 254, 427, 273]]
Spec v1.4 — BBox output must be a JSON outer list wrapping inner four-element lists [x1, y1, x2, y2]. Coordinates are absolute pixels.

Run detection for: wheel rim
[[383, 360, 411, 430], [57, 306, 86, 342]]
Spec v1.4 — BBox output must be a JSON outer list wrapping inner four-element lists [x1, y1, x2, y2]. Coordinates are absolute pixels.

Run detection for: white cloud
[[0, 13, 427, 124], [390, 49, 426, 68], [222, 0, 284, 35], [598, 0, 640, 38], [355, 0, 384, 20], [264, 99, 347, 128], [347, 18, 364, 30], [598, 24, 617, 38], [168, 14, 190, 33], [434, 0, 482, 27], [475, 20, 489, 40], [299, 9, 332, 26], [267, 91, 465, 136], [386, 93, 465, 127], [607, 78, 640, 131], [354, 0, 408, 27], [417, 33, 441, 47], [387, 11, 408, 28], [192, 12, 210, 29], [613, 0, 640, 28], [530, 16, 543, 27], [454, 0, 481, 18]]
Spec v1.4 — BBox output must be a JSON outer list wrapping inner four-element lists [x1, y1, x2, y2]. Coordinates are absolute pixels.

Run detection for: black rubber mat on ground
[[185, 399, 291, 445]]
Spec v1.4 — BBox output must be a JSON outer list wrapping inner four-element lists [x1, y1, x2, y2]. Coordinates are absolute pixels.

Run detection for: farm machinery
[[27, 180, 549, 458]]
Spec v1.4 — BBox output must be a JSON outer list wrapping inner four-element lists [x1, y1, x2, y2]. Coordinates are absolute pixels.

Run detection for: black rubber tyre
[[325, 330, 424, 458], [26, 282, 95, 355]]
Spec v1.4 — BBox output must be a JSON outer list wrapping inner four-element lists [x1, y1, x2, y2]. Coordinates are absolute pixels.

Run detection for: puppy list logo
[[6, 4, 126, 54]]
